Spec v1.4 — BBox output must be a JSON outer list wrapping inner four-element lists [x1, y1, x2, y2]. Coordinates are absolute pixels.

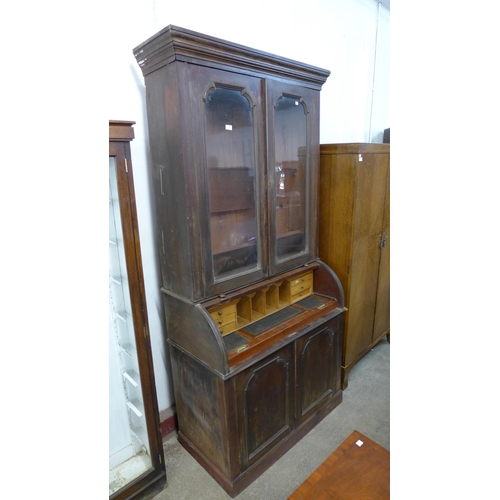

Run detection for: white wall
[[107, 0, 390, 413]]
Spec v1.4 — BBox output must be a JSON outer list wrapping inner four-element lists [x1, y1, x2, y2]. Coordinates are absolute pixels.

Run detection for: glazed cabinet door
[[267, 80, 320, 275], [180, 63, 268, 298], [235, 344, 295, 471], [295, 318, 342, 425]]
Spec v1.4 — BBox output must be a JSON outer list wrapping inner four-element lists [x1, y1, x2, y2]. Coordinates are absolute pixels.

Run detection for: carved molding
[[133, 25, 330, 89]]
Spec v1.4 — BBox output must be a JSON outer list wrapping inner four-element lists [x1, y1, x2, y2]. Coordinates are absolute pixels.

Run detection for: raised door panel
[[373, 155, 390, 338], [295, 319, 342, 424], [235, 345, 294, 470], [346, 154, 387, 365], [267, 79, 320, 275]]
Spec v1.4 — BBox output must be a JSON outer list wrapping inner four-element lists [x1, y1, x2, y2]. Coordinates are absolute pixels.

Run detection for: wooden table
[[288, 431, 389, 499]]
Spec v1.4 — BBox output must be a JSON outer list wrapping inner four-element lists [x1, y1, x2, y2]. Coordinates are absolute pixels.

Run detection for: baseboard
[[159, 405, 177, 439]]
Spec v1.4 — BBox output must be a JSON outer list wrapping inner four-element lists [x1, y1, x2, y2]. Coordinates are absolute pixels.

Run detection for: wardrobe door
[[347, 153, 388, 365], [373, 155, 390, 340]]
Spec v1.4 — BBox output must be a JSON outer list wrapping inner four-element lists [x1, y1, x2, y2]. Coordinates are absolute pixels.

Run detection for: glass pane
[[109, 157, 153, 495], [274, 96, 307, 259], [204, 87, 259, 278]]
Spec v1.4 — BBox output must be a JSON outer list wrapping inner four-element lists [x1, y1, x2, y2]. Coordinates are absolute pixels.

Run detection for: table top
[[288, 430, 390, 499]]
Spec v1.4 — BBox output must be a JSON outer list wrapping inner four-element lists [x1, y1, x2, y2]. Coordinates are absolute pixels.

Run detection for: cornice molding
[[133, 25, 330, 89]]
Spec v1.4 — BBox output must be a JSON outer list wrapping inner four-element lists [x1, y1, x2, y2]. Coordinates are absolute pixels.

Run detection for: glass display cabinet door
[[203, 81, 265, 286], [274, 95, 307, 256], [109, 156, 154, 496], [109, 122, 165, 500], [268, 82, 320, 274]]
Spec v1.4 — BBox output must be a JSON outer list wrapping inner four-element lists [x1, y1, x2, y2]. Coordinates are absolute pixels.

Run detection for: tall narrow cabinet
[[133, 26, 346, 497], [319, 143, 389, 389], [109, 121, 166, 500]]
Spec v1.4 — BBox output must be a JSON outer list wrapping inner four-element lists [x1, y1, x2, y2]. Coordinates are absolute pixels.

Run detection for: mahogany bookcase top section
[[133, 24, 330, 89]]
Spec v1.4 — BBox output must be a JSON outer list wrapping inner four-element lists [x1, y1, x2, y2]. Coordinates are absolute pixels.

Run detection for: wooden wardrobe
[[319, 143, 389, 389]]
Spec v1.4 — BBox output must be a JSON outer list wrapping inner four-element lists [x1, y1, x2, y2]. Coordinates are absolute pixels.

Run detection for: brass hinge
[[159, 454, 162, 464], [143, 326, 147, 338], [124, 158, 128, 173]]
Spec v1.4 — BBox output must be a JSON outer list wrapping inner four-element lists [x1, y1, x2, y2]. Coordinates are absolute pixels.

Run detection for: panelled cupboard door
[[295, 318, 342, 424], [346, 153, 388, 366], [235, 344, 295, 471]]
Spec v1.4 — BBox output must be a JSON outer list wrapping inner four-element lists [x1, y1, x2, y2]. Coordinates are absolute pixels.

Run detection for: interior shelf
[[123, 370, 140, 387], [127, 399, 144, 418]]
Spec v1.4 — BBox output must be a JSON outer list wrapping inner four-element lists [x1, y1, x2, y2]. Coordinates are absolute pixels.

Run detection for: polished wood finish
[[289, 430, 390, 499], [133, 25, 330, 302], [171, 317, 343, 497], [109, 120, 136, 141], [134, 27, 345, 497], [109, 121, 166, 500], [319, 143, 390, 389]]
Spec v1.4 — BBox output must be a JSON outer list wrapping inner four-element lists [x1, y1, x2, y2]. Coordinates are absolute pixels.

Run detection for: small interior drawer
[[209, 303, 237, 322], [290, 273, 313, 293], [213, 312, 237, 328], [291, 286, 312, 303], [218, 321, 237, 336]]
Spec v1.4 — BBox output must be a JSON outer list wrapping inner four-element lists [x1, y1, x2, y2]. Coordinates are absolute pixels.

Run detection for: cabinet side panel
[[164, 294, 228, 375], [318, 152, 355, 302], [373, 153, 390, 338], [170, 346, 229, 475], [145, 65, 195, 297]]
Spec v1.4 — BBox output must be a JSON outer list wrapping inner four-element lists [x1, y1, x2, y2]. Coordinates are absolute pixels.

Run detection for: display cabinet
[[133, 26, 345, 497], [319, 143, 390, 389], [109, 121, 166, 500]]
